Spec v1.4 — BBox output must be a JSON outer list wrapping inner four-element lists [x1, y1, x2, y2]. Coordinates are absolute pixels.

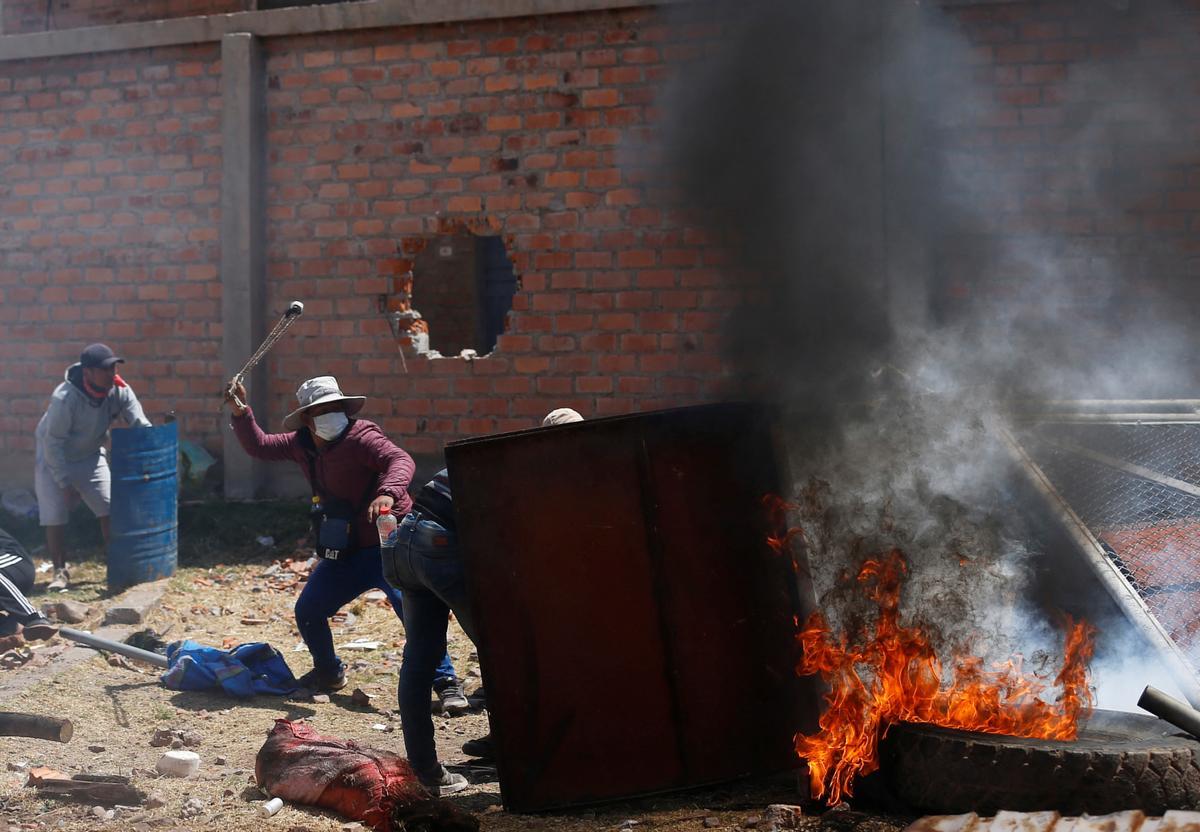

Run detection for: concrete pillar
[[220, 32, 267, 499]]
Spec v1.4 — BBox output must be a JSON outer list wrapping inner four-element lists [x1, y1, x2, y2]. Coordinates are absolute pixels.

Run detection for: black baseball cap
[[80, 343, 124, 369]]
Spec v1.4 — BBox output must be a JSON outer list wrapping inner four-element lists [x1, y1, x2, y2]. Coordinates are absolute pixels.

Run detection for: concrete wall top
[[0, 0, 677, 62]]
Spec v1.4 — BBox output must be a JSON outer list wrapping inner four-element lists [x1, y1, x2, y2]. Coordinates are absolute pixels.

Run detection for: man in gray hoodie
[[34, 344, 151, 590]]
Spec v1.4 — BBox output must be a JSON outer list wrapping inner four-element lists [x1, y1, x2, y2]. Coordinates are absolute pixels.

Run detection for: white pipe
[[58, 628, 168, 669]]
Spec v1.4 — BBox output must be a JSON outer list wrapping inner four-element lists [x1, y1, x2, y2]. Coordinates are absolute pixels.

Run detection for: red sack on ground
[[255, 719, 478, 832]]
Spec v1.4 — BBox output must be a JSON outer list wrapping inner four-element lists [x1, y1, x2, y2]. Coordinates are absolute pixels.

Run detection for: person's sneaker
[[420, 765, 469, 796], [296, 665, 347, 693], [461, 733, 494, 760], [21, 615, 58, 642], [436, 683, 469, 715], [47, 568, 70, 592]]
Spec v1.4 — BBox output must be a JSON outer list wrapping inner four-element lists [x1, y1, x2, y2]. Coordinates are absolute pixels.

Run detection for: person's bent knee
[[293, 598, 317, 626]]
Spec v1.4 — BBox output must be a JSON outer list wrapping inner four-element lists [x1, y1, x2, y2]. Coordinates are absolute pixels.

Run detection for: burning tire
[[879, 710, 1200, 815]]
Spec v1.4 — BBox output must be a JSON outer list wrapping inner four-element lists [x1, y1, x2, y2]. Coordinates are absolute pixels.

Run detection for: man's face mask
[[311, 411, 349, 440]]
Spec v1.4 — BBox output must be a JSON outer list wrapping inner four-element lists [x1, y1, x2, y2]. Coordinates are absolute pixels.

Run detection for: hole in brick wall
[[410, 233, 518, 358]]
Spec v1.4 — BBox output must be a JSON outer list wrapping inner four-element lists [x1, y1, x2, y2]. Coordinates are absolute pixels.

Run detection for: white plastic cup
[[155, 750, 200, 778], [259, 797, 284, 817]]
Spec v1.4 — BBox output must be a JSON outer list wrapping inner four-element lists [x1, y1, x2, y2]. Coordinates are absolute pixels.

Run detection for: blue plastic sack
[[161, 640, 299, 698]]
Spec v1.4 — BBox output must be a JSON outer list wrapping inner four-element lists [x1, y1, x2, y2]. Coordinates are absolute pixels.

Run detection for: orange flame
[[764, 495, 806, 570], [795, 549, 1095, 805]]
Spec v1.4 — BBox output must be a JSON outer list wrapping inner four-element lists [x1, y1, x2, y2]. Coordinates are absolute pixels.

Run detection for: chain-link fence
[[1020, 420, 1200, 676]]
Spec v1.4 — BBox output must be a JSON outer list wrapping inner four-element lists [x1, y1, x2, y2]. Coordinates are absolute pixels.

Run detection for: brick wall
[[260, 10, 733, 462], [2, 0, 244, 35], [0, 45, 223, 473], [0, 8, 737, 490], [8, 1, 1196, 492]]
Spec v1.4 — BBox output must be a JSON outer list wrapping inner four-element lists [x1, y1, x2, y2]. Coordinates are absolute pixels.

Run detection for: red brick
[[581, 88, 619, 108], [574, 375, 611, 394], [513, 357, 551, 374]]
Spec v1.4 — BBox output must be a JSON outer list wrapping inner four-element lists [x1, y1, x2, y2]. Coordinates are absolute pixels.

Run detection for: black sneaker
[[21, 615, 58, 642], [419, 765, 469, 796], [436, 683, 469, 715], [297, 665, 347, 692], [461, 733, 494, 760]]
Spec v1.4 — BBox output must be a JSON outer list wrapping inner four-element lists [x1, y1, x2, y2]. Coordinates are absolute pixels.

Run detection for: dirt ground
[[0, 511, 881, 832]]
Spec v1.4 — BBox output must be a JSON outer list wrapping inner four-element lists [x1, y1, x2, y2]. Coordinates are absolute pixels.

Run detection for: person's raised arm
[[224, 382, 297, 462]]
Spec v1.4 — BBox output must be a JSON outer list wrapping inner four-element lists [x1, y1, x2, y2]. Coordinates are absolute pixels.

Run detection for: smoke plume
[[658, 0, 1200, 695]]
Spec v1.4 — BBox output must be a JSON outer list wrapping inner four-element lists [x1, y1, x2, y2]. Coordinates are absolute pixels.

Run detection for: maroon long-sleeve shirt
[[231, 408, 415, 550]]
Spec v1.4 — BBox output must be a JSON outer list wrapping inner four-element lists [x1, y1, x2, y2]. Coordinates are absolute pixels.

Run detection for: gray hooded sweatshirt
[[35, 364, 151, 486]]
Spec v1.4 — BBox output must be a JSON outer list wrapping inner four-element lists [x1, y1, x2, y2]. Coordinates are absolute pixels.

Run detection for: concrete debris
[[143, 792, 167, 809], [150, 729, 175, 747], [704, 818, 721, 828], [340, 640, 382, 651], [214, 756, 227, 766], [42, 599, 91, 624], [155, 750, 200, 778], [102, 606, 144, 626], [152, 728, 201, 748], [371, 723, 394, 733], [6, 761, 27, 772], [91, 805, 115, 821], [180, 797, 206, 818], [905, 811, 1200, 832], [762, 805, 806, 832], [311, 694, 330, 704]]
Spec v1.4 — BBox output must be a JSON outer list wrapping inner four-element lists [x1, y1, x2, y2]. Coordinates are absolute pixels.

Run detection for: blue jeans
[[383, 512, 478, 779], [294, 544, 456, 687]]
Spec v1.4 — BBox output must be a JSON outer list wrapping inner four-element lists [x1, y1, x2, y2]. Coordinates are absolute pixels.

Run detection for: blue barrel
[[108, 423, 178, 589]]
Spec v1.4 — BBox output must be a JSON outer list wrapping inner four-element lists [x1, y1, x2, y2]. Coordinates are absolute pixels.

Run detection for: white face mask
[[311, 411, 349, 440]]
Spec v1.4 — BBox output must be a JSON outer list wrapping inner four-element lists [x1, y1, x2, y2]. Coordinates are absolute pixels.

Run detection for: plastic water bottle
[[376, 505, 398, 549]]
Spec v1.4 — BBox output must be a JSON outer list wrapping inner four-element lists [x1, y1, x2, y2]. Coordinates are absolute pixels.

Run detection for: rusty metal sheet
[[446, 402, 819, 811]]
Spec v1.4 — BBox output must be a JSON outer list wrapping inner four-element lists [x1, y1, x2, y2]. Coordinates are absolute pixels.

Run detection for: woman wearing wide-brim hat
[[224, 376, 467, 768]]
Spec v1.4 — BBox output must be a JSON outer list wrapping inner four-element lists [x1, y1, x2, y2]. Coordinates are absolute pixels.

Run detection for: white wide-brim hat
[[282, 375, 366, 431], [542, 407, 584, 427]]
